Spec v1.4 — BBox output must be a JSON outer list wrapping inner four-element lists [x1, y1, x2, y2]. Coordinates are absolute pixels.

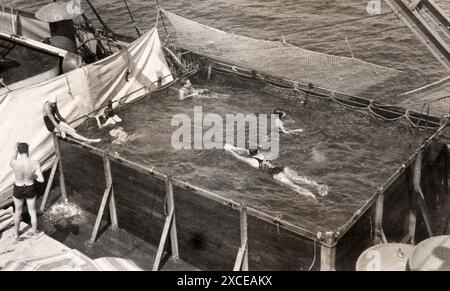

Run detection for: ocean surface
[[15, 0, 450, 82], [11, 1, 449, 233]]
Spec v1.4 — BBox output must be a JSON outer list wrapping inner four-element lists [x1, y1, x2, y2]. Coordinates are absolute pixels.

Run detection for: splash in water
[[42, 201, 86, 227]]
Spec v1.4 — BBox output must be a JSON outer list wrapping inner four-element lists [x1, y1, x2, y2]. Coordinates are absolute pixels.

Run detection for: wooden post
[[166, 176, 179, 260], [404, 166, 417, 244], [320, 245, 336, 271], [240, 204, 248, 271], [104, 154, 118, 229], [374, 193, 387, 244], [90, 183, 112, 244], [413, 151, 434, 237], [153, 208, 174, 271], [89, 153, 118, 243], [39, 135, 68, 212], [233, 204, 249, 271], [53, 135, 68, 201], [39, 157, 58, 213], [153, 177, 179, 271]]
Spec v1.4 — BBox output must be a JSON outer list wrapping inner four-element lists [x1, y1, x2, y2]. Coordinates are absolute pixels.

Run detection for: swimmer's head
[[181, 78, 191, 87], [17, 142, 29, 156], [249, 149, 265, 160], [274, 108, 286, 119]]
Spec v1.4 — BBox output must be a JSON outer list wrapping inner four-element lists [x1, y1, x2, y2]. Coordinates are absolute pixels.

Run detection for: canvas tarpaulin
[[0, 10, 51, 41], [0, 27, 173, 202]]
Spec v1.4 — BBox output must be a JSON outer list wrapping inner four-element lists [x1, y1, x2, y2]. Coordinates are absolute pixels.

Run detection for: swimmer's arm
[[289, 128, 304, 134], [278, 122, 291, 134], [179, 91, 196, 100], [34, 163, 44, 183], [227, 149, 259, 168], [224, 144, 249, 155]]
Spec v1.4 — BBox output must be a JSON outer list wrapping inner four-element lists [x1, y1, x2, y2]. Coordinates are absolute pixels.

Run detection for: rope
[[64, 74, 74, 101], [258, 76, 441, 129], [123, 0, 142, 37], [156, 2, 169, 37]]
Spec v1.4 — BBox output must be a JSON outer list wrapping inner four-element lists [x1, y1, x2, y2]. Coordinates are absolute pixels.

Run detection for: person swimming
[[224, 144, 328, 199], [178, 78, 208, 100], [95, 101, 122, 129], [43, 98, 101, 143], [273, 108, 304, 135]]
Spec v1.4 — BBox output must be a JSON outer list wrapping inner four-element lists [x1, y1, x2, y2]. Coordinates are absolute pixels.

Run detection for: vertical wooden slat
[[54, 135, 68, 201], [374, 193, 386, 244], [166, 177, 179, 259], [320, 245, 336, 271], [89, 183, 112, 244], [153, 208, 174, 271], [39, 157, 59, 213], [240, 204, 248, 271], [413, 151, 434, 237], [103, 154, 118, 228]]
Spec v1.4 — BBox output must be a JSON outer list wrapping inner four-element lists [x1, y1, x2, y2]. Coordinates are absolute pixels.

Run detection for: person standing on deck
[[10, 143, 44, 239], [42, 98, 101, 143]]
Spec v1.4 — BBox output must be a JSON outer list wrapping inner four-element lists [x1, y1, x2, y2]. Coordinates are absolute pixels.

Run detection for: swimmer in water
[[95, 101, 122, 129], [273, 108, 304, 135], [224, 144, 328, 199], [178, 78, 208, 100]]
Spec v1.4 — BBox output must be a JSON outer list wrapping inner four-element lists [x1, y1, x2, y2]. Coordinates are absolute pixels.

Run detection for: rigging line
[[123, 0, 142, 37], [155, 1, 169, 37], [85, 0, 117, 40]]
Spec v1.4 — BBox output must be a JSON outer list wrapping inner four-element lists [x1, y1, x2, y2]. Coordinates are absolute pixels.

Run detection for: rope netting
[[162, 10, 415, 100]]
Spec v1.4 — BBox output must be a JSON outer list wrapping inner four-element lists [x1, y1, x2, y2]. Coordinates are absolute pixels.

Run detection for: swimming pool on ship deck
[[57, 72, 444, 270]]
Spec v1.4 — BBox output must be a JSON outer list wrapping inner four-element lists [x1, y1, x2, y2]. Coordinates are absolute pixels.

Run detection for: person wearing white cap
[[224, 144, 328, 199], [178, 78, 209, 100], [42, 97, 101, 143]]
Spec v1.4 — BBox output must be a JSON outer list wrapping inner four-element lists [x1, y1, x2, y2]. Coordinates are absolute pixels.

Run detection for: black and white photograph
[[0, 0, 450, 275]]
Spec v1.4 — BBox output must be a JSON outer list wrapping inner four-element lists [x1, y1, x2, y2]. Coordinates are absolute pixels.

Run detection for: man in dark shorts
[[9, 143, 44, 239]]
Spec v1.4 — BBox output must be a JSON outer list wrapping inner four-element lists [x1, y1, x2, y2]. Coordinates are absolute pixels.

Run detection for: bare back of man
[[10, 143, 44, 239]]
